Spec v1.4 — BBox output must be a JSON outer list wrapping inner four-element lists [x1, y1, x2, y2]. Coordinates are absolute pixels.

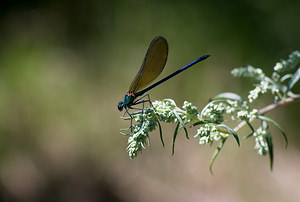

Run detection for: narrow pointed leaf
[[190, 120, 206, 128], [246, 120, 255, 133], [146, 133, 151, 149], [172, 123, 180, 155], [120, 127, 131, 131], [212, 92, 244, 103], [174, 111, 189, 139], [244, 121, 255, 139], [218, 124, 240, 146], [265, 128, 273, 170], [244, 132, 254, 139], [157, 120, 164, 147], [258, 115, 288, 148], [120, 132, 129, 136], [209, 137, 227, 174], [280, 74, 292, 82], [287, 67, 300, 92], [191, 120, 215, 128], [183, 126, 189, 139]]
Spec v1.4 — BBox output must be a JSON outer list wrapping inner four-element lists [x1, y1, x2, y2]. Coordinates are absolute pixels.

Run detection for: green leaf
[[258, 115, 288, 148], [246, 120, 255, 133], [212, 92, 244, 103], [190, 120, 206, 127], [244, 132, 254, 139], [120, 131, 129, 136], [218, 124, 240, 146], [120, 127, 131, 132], [172, 123, 180, 155], [157, 121, 164, 147], [280, 74, 293, 82], [264, 128, 273, 170], [182, 126, 189, 139], [209, 137, 227, 174], [146, 133, 151, 149], [190, 120, 214, 128], [287, 67, 300, 92], [174, 111, 189, 139], [121, 116, 132, 121], [244, 121, 255, 139]]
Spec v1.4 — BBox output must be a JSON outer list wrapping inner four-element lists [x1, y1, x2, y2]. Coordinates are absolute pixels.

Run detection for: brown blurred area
[[0, 0, 299, 201]]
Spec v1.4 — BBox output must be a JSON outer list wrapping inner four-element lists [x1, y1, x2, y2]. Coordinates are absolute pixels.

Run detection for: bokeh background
[[0, 0, 300, 201]]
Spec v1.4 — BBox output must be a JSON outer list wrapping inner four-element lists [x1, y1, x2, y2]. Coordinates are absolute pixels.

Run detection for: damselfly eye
[[118, 102, 124, 111]]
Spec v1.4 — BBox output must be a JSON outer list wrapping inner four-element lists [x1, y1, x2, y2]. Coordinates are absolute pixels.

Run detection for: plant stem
[[258, 94, 300, 115], [234, 94, 300, 132]]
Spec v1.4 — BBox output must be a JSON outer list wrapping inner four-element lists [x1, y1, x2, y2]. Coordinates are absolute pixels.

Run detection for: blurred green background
[[0, 0, 299, 201]]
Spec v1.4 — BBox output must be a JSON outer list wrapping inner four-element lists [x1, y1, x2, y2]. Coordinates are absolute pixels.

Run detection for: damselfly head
[[118, 101, 124, 111]]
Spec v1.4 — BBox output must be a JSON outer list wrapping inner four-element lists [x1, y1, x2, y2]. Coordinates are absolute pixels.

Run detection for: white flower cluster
[[127, 107, 158, 159], [183, 101, 199, 115], [248, 79, 270, 103], [231, 65, 265, 80], [237, 109, 258, 121], [127, 99, 199, 159], [248, 86, 261, 103], [195, 124, 228, 145], [273, 51, 300, 73], [202, 102, 227, 123], [182, 101, 200, 122], [274, 62, 283, 71], [153, 99, 178, 123], [253, 127, 268, 155]]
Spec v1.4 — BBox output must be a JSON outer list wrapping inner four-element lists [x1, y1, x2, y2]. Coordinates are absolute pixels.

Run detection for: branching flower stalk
[[121, 51, 300, 173]]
